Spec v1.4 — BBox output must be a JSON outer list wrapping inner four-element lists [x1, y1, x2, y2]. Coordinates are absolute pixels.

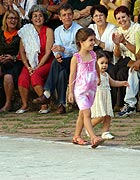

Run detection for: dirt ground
[[0, 109, 140, 149]]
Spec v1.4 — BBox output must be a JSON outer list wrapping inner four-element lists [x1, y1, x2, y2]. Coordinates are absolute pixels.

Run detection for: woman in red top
[[16, 5, 54, 114]]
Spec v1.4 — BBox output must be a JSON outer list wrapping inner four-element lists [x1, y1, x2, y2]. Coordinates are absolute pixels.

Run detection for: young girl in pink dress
[[68, 28, 104, 148]]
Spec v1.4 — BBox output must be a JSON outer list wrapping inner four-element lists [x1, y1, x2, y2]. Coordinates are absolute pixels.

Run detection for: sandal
[[91, 136, 104, 149], [72, 136, 89, 145]]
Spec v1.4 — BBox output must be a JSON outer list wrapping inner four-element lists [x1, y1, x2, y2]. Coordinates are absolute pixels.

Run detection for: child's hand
[[97, 78, 101, 86], [122, 81, 129, 87], [68, 92, 75, 104]]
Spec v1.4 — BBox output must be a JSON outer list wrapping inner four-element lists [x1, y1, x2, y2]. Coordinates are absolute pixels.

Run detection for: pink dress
[[73, 51, 98, 110]]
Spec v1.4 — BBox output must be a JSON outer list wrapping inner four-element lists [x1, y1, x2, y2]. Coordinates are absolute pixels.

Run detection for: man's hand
[[51, 45, 65, 53], [55, 53, 63, 63], [130, 59, 140, 72]]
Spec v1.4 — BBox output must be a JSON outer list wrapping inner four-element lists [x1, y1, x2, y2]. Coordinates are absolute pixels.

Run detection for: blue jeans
[[44, 57, 71, 105], [124, 69, 140, 107]]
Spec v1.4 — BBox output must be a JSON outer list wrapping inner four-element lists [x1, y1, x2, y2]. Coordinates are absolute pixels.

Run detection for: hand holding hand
[[0, 54, 13, 63], [28, 67, 35, 76], [112, 32, 124, 45]]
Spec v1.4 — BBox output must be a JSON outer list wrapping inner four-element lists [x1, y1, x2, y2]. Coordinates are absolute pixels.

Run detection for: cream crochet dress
[[91, 72, 114, 118]]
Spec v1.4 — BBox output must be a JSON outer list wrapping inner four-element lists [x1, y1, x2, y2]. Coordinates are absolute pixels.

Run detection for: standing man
[[33, 3, 82, 114]]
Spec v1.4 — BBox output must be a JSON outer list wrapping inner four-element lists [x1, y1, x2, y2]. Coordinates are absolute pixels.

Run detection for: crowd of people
[[0, 0, 140, 148]]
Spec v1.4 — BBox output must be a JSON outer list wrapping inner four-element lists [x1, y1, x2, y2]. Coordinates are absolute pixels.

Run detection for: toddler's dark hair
[[96, 49, 111, 63], [76, 28, 95, 50]]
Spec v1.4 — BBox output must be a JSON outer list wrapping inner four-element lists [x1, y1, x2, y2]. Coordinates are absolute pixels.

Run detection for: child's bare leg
[[102, 115, 111, 133], [101, 115, 114, 139], [83, 109, 96, 139], [74, 110, 84, 137], [91, 117, 104, 127], [83, 109, 104, 147]]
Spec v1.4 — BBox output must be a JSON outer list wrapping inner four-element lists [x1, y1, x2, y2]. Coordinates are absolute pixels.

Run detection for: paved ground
[[0, 136, 140, 180], [0, 109, 140, 149]]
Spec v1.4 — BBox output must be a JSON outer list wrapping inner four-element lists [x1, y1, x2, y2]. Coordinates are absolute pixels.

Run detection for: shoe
[[33, 94, 50, 105], [72, 136, 90, 145], [15, 109, 28, 114], [118, 104, 136, 117], [91, 136, 104, 149], [38, 108, 50, 114], [101, 132, 115, 140], [57, 104, 66, 114]]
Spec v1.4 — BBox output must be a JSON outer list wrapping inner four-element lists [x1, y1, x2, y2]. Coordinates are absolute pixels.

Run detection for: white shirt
[[13, 0, 37, 19], [116, 22, 140, 61], [53, 21, 82, 58], [89, 22, 116, 52]]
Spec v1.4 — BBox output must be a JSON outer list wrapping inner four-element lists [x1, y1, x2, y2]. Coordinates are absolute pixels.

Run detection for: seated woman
[[89, 4, 117, 107], [100, 0, 130, 25], [16, 4, 54, 114], [0, 0, 37, 26], [110, 6, 140, 109], [0, 9, 23, 112]]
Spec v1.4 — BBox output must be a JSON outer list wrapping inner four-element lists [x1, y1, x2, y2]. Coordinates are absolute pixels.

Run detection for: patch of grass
[[127, 126, 140, 145]]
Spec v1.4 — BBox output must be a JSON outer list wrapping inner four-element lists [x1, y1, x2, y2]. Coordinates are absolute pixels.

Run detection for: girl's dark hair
[[114, 6, 130, 19], [90, 5, 108, 18], [76, 28, 95, 50], [96, 49, 110, 62]]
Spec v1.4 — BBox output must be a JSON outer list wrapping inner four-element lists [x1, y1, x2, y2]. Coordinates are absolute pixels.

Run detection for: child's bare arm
[[68, 56, 77, 103], [109, 74, 129, 87], [95, 62, 101, 85]]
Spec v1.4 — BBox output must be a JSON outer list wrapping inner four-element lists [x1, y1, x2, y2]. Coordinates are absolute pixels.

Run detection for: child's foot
[[91, 136, 104, 149], [101, 132, 114, 140], [72, 136, 90, 145]]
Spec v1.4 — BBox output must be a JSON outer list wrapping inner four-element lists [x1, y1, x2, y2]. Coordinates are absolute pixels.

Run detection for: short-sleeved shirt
[[133, 0, 140, 16], [67, 0, 100, 11]]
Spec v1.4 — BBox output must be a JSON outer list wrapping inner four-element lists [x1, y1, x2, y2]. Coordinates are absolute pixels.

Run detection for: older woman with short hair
[[16, 5, 54, 114]]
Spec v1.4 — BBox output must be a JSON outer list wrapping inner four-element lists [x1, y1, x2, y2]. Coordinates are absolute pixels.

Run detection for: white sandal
[[38, 108, 50, 114], [15, 109, 28, 114], [101, 132, 115, 140]]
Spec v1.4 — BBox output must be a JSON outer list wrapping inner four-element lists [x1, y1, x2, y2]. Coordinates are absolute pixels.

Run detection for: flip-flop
[[15, 109, 28, 114], [38, 108, 50, 114], [91, 137, 105, 149], [72, 137, 90, 145]]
